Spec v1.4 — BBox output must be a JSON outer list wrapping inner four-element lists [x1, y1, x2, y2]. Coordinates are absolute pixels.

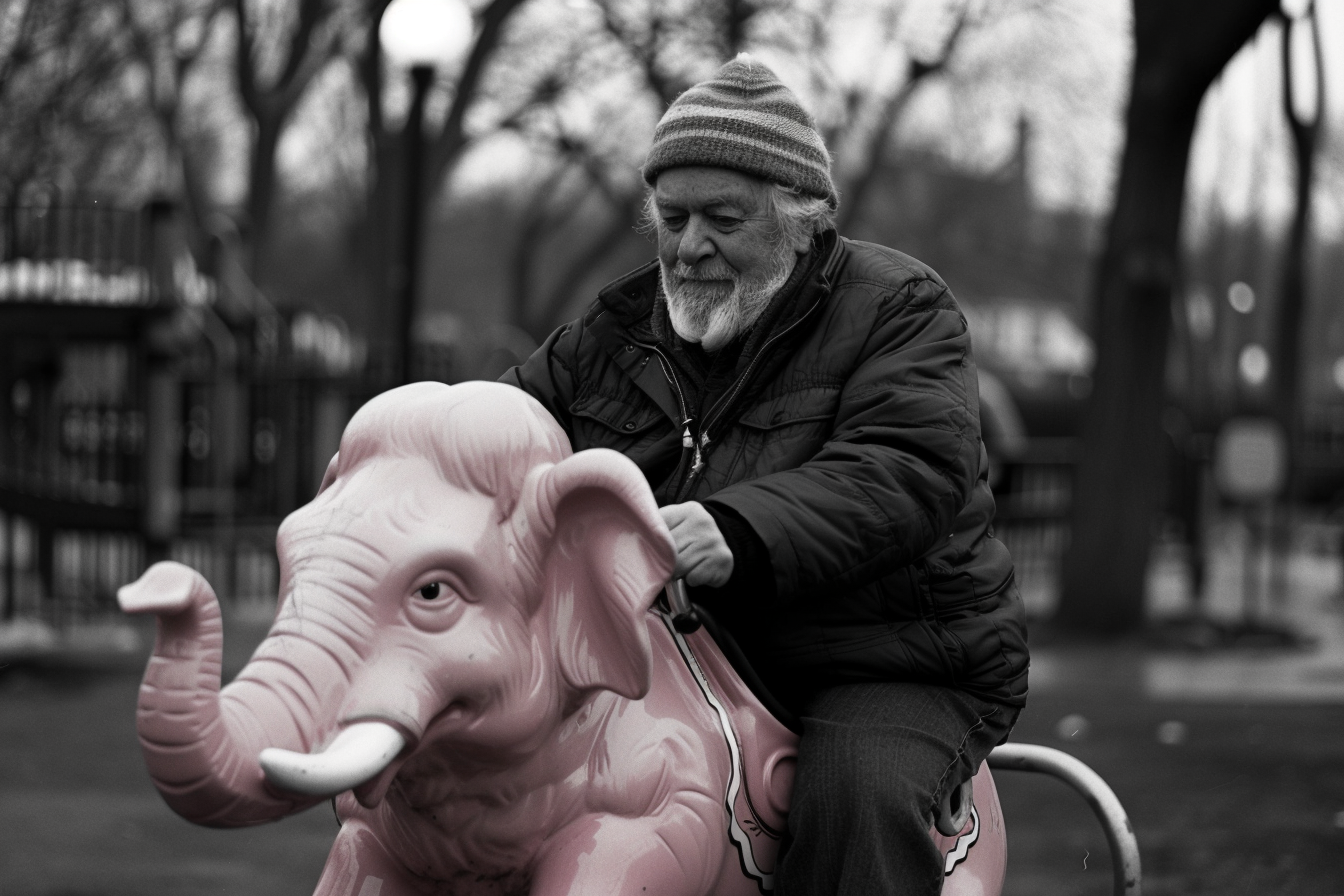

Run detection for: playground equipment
[[120, 381, 1139, 894]]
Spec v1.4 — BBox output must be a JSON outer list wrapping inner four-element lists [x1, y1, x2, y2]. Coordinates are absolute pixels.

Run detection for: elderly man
[[502, 54, 1028, 895]]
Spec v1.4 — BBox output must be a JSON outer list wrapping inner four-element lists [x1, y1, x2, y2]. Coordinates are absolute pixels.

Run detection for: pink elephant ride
[[119, 381, 1130, 896]]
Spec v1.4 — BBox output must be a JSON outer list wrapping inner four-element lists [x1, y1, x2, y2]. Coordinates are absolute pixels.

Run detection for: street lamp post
[[379, 0, 473, 386], [397, 63, 433, 386]]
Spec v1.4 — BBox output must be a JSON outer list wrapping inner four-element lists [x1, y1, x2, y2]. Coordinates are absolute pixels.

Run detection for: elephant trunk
[[119, 561, 324, 827]]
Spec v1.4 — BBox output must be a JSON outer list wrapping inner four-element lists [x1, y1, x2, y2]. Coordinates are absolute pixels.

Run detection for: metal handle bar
[[988, 742, 1141, 895], [665, 579, 702, 633]]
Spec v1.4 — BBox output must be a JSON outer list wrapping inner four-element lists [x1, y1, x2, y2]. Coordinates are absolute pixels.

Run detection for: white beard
[[660, 242, 798, 352]]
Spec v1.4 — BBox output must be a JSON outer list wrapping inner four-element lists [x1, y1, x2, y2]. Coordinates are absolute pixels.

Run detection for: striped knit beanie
[[642, 54, 837, 208]]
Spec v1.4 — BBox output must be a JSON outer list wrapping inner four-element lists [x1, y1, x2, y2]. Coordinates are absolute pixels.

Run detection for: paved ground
[[0, 612, 334, 896], [4, 533, 1344, 895], [999, 643, 1344, 895]]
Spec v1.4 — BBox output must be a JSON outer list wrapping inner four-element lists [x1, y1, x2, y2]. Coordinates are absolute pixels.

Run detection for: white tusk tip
[[259, 721, 406, 797]]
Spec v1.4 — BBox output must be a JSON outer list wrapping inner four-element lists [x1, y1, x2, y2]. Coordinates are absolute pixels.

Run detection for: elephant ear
[[316, 452, 340, 495], [529, 449, 676, 701]]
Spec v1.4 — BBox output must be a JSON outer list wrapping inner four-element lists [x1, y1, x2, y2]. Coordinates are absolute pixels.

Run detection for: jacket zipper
[[677, 288, 830, 500], [635, 241, 839, 502], [631, 338, 699, 486]]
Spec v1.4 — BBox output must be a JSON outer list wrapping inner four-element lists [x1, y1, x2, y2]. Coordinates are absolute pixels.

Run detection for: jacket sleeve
[[499, 321, 580, 441], [704, 276, 981, 604]]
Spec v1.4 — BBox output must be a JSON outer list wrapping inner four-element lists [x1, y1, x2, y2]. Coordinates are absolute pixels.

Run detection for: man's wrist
[[701, 503, 774, 598]]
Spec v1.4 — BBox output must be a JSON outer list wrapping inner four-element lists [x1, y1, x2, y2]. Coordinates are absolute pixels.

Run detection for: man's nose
[[677, 217, 716, 266]]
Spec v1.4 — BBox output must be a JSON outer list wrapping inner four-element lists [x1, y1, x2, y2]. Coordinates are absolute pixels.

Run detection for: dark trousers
[[775, 682, 1018, 896]]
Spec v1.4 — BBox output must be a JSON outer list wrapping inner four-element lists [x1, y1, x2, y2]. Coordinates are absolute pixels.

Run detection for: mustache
[[670, 260, 736, 282]]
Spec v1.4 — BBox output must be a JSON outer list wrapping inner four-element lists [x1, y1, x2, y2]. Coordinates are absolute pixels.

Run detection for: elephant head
[[120, 381, 676, 827]]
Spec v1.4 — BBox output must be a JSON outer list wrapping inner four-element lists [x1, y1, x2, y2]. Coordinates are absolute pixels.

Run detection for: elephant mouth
[[259, 721, 408, 807]]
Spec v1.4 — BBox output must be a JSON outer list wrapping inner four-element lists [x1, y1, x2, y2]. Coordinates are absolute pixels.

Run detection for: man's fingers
[[659, 502, 733, 587], [677, 543, 734, 588], [659, 503, 699, 534], [683, 557, 731, 588], [671, 542, 712, 579]]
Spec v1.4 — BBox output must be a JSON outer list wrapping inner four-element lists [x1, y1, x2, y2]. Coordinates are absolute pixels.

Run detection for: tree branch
[[0, 0, 34, 89], [533, 202, 634, 337], [594, 0, 679, 105], [507, 156, 585, 327], [425, 0, 530, 190], [232, 0, 258, 111], [835, 3, 970, 233], [277, 0, 326, 87]]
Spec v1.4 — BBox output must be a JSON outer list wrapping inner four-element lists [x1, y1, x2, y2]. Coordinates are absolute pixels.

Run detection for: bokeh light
[[1227, 281, 1256, 314], [1186, 288, 1215, 340], [1238, 343, 1270, 385], [1332, 357, 1344, 392]]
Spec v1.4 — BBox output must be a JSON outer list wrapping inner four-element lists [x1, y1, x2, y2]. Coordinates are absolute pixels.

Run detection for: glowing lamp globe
[[379, 0, 473, 70]]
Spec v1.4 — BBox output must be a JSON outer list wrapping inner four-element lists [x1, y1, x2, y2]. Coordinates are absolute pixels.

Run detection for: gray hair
[[763, 183, 836, 248], [640, 181, 836, 246]]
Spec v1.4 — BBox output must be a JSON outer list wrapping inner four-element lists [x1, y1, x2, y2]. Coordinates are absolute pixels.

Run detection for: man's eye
[[418, 582, 445, 600], [662, 215, 686, 230], [712, 216, 742, 227]]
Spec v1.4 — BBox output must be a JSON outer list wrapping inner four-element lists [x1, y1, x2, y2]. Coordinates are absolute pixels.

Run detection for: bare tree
[[506, 126, 646, 341], [0, 0, 154, 203], [232, 0, 352, 277], [832, 2, 972, 234], [499, 0, 1044, 339], [1057, 0, 1279, 634], [118, 0, 227, 248], [491, 0, 736, 335], [423, 0, 532, 190]]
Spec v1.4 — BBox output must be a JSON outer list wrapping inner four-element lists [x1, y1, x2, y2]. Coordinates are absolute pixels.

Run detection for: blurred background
[[2, 0, 1344, 893]]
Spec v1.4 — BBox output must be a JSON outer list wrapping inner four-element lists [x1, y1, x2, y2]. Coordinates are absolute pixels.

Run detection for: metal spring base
[[988, 743, 1141, 896]]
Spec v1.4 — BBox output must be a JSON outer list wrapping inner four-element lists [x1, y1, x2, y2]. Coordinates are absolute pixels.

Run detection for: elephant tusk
[[259, 722, 406, 797]]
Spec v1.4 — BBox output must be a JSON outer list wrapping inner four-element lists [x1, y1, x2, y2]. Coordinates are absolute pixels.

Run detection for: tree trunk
[[247, 115, 284, 280], [1057, 0, 1277, 634], [1273, 3, 1323, 474]]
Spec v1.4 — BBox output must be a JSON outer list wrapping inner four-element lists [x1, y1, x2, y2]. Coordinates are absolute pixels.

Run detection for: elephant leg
[[315, 820, 422, 896], [532, 805, 727, 896]]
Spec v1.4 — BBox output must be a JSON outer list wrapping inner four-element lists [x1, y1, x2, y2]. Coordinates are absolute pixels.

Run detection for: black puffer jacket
[[502, 232, 1028, 713]]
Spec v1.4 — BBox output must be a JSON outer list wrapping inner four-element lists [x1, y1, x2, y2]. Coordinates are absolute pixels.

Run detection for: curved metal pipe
[[260, 722, 406, 797], [988, 742, 1141, 896]]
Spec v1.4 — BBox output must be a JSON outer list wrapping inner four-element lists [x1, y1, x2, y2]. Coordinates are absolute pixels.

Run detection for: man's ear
[[523, 449, 676, 700]]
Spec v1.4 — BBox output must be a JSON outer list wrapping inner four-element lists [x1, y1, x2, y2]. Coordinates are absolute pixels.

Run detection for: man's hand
[[659, 502, 734, 588]]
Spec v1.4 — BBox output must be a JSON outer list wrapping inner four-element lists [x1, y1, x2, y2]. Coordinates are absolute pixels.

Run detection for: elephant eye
[[418, 582, 443, 601]]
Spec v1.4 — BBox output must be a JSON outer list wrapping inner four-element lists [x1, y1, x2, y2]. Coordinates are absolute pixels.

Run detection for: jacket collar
[[588, 231, 845, 439], [595, 260, 660, 338]]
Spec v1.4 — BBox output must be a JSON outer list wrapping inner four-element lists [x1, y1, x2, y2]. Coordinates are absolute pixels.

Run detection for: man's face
[[652, 167, 810, 351]]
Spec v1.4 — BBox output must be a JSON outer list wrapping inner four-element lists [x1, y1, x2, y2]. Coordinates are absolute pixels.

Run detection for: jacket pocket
[[569, 393, 666, 437], [736, 386, 837, 431], [726, 387, 838, 478], [920, 518, 1015, 614]]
